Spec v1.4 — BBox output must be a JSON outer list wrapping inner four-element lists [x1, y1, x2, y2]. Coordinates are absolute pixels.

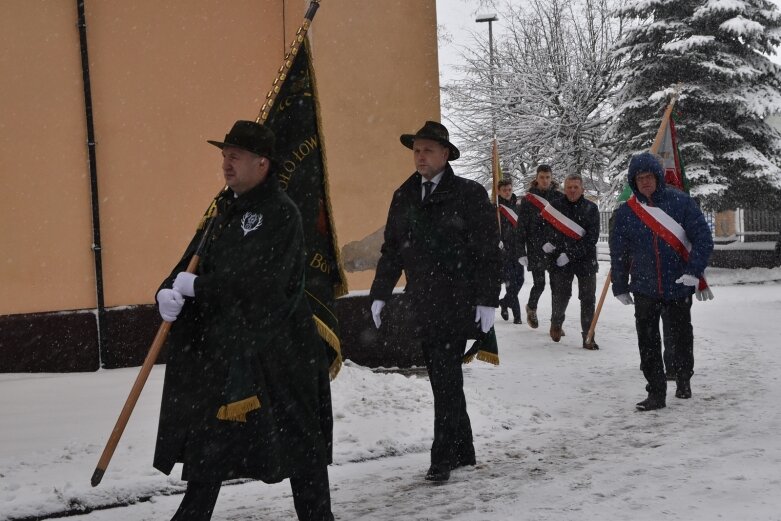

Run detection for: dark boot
[[526, 305, 539, 328], [675, 378, 692, 399], [500, 305, 509, 321], [581, 332, 599, 350], [513, 317, 523, 325], [425, 463, 450, 482], [636, 394, 666, 411], [550, 324, 563, 342]]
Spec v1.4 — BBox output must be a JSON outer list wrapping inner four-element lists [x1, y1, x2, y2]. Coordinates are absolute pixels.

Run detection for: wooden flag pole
[[92, 0, 324, 488], [584, 87, 682, 347], [91, 207, 218, 487], [492, 137, 501, 231]]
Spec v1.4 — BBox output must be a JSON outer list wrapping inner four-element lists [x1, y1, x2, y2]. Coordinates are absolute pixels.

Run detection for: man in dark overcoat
[[369, 121, 501, 482], [517, 164, 563, 328], [542, 173, 600, 347], [153, 121, 334, 521]]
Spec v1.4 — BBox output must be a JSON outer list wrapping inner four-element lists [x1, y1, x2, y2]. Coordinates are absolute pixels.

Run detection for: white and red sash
[[626, 195, 712, 298], [499, 204, 518, 227], [525, 193, 585, 240]]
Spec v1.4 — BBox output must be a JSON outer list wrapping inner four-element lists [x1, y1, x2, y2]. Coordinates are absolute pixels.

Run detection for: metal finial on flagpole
[[256, 0, 321, 124]]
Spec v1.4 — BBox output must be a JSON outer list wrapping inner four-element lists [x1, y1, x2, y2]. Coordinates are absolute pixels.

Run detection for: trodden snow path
[[2, 265, 781, 520]]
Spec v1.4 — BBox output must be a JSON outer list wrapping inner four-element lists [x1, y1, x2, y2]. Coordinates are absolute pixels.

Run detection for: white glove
[[675, 274, 699, 287], [542, 242, 556, 253], [518, 256, 528, 267], [498, 241, 504, 250], [173, 272, 197, 297], [616, 293, 634, 306], [555, 252, 569, 267], [157, 288, 185, 322], [475, 305, 495, 333], [371, 300, 385, 329]]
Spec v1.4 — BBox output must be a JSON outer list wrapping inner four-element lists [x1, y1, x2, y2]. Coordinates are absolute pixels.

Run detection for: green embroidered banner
[[266, 38, 347, 378]]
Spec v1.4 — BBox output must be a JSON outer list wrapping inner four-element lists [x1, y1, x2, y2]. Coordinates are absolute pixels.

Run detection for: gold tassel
[[197, 198, 219, 230], [313, 315, 343, 380], [216, 395, 261, 423], [462, 353, 476, 364], [475, 350, 500, 366]]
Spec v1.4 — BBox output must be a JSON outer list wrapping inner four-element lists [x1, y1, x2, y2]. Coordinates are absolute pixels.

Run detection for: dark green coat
[[153, 175, 332, 483]]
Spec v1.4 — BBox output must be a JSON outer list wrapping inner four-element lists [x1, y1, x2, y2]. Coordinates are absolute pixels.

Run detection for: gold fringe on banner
[[463, 350, 500, 366], [216, 395, 261, 423], [476, 350, 500, 366], [196, 196, 220, 231], [313, 315, 343, 379]]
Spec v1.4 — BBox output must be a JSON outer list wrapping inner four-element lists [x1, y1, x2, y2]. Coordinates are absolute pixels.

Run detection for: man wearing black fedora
[[370, 121, 501, 482], [153, 120, 335, 520]]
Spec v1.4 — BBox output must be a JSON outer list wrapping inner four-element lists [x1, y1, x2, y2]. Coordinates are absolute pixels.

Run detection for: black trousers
[[421, 337, 474, 467], [526, 269, 547, 310], [500, 259, 525, 319], [549, 270, 596, 333], [634, 294, 694, 397], [171, 465, 334, 521]]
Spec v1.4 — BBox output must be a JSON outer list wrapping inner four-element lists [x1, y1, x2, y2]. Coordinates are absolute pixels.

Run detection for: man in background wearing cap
[[369, 121, 500, 482], [153, 121, 334, 520], [610, 152, 713, 412]]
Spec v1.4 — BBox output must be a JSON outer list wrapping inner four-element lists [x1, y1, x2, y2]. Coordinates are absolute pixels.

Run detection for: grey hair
[[564, 173, 583, 184]]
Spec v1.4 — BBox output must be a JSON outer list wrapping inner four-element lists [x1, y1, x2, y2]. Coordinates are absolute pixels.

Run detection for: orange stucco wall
[[0, 0, 439, 315]]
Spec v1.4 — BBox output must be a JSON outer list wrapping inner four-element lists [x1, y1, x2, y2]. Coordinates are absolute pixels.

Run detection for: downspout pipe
[[76, 0, 107, 366]]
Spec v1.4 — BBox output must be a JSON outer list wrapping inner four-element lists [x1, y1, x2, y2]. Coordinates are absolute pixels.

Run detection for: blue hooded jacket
[[609, 153, 713, 300]]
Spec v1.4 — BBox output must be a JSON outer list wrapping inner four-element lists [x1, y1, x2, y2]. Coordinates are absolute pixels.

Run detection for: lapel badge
[[240, 212, 263, 236]]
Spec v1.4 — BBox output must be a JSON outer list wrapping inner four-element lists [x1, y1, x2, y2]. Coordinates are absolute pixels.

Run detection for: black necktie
[[423, 181, 434, 201]]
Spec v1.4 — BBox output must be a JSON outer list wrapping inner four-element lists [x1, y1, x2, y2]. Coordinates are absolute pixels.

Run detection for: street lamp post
[[476, 13, 499, 138]]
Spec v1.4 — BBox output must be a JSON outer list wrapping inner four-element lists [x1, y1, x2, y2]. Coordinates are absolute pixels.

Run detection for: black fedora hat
[[400, 121, 460, 160], [207, 120, 276, 160]]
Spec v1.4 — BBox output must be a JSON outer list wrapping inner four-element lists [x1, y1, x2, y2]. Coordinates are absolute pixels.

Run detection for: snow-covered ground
[[2, 263, 781, 521]]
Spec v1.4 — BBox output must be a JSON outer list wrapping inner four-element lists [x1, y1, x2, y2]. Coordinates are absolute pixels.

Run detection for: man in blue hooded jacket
[[610, 152, 713, 411]]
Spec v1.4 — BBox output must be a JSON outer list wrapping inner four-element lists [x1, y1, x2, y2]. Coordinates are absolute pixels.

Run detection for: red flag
[[657, 114, 688, 192]]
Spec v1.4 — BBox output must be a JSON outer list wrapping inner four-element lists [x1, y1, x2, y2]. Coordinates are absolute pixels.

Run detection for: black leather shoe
[[526, 305, 539, 329], [450, 455, 476, 470], [581, 333, 599, 350], [636, 395, 666, 411], [675, 379, 692, 399], [500, 306, 509, 321], [550, 324, 564, 342], [425, 464, 450, 482], [513, 317, 523, 325]]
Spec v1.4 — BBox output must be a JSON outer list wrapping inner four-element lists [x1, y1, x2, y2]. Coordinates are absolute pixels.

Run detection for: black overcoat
[[153, 175, 332, 483], [517, 181, 563, 272], [370, 165, 501, 340], [543, 194, 600, 277]]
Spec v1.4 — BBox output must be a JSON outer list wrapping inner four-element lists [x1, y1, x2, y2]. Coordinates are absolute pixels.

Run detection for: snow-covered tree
[[442, 0, 625, 196], [610, 0, 781, 210]]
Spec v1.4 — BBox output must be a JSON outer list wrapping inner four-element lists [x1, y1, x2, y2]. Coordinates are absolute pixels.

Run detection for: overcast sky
[[435, 0, 781, 87]]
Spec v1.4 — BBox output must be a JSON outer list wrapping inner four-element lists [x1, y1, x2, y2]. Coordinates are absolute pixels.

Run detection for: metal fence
[[597, 209, 781, 243]]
